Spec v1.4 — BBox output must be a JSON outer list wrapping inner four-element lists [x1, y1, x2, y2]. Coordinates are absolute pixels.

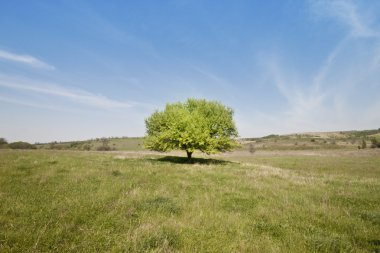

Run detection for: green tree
[[144, 98, 239, 159]]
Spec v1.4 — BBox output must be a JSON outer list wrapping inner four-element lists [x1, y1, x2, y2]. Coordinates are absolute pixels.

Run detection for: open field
[[0, 149, 379, 252], [0, 150, 380, 252]]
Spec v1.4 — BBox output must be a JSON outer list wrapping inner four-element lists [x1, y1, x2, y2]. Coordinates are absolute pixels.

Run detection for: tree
[[144, 98, 239, 159], [0, 138, 7, 145], [361, 139, 366, 149]]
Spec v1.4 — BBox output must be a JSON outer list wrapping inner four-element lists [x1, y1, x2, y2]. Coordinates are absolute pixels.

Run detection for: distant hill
[[240, 128, 380, 151], [28, 128, 380, 152], [35, 137, 144, 151]]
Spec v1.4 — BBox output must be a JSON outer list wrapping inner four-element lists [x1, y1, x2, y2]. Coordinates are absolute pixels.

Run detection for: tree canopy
[[144, 98, 239, 159]]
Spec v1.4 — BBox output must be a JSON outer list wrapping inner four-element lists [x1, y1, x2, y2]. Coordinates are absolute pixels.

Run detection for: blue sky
[[1, 0, 380, 143]]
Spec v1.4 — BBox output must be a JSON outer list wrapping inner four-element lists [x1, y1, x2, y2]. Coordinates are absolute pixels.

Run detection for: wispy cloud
[[0, 95, 72, 112], [310, 0, 379, 38], [263, 58, 329, 130], [0, 49, 55, 70], [243, 0, 380, 136], [0, 75, 133, 109], [311, 37, 348, 91]]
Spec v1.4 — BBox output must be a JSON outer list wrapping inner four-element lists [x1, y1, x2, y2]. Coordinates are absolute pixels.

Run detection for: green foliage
[[8, 141, 36, 149], [145, 98, 239, 157]]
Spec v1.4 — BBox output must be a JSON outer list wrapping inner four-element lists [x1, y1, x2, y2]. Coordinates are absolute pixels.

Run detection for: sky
[[1, 0, 380, 143]]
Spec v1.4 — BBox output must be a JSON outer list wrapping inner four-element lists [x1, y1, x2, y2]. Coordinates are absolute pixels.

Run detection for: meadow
[[0, 148, 379, 252]]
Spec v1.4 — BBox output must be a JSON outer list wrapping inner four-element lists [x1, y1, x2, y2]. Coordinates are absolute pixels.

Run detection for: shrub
[[69, 142, 80, 148], [97, 138, 111, 151], [248, 143, 255, 154], [8, 142, 36, 149], [96, 146, 111, 151], [48, 142, 70, 150], [82, 144, 92, 151], [370, 138, 380, 148]]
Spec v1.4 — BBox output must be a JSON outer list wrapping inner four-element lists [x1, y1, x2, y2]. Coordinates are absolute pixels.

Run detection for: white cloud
[[0, 75, 133, 109], [0, 49, 55, 70]]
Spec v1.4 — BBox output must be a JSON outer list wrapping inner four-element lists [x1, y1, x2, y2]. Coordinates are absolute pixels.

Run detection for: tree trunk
[[186, 151, 192, 160]]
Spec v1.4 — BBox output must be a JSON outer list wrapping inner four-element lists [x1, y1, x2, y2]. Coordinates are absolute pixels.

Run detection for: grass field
[[0, 149, 379, 252]]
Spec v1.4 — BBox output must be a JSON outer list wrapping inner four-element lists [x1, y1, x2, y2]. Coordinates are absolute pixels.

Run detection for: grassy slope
[[241, 128, 380, 151], [36, 137, 144, 151], [0, 150, 379, 252]]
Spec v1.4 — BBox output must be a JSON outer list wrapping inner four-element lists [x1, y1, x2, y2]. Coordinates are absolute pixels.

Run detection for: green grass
[[0, 150, 379, 252]]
